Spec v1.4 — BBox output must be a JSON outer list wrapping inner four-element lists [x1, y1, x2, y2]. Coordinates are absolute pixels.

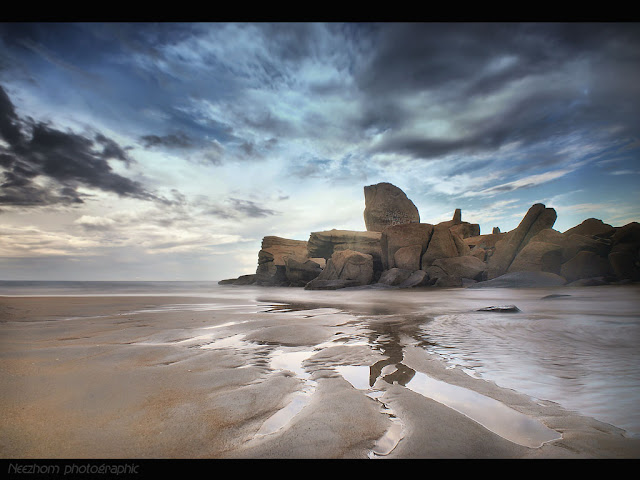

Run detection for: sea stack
[[363, 182, 420, 232]]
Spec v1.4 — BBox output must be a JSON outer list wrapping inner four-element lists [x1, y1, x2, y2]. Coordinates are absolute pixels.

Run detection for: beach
[[1, 282, 639, 459]]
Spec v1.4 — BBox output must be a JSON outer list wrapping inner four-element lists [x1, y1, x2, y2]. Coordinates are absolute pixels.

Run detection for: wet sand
[[1, 293, 639, 459]]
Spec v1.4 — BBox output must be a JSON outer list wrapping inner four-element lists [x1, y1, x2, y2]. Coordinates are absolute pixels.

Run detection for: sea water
[[2, 280, 639, 438]]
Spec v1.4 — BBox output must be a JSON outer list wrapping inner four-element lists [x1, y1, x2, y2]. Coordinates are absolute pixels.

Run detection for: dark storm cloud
[[358, 23, 640, 161], [140, 132, 194, 149], [358, 23, 639, 97], [0, 84, 155, 206]]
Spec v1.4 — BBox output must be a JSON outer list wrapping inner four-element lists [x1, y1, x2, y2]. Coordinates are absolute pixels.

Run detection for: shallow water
[[3, 280, 639, 443]]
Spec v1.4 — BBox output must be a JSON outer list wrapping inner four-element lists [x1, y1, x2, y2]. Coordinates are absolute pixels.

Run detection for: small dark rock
[[541, 294, 571, 300], [477, 305, 521, 313]]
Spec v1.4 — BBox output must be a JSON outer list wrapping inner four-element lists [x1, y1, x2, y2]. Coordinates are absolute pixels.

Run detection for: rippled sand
[[1, 289, 639, 459]]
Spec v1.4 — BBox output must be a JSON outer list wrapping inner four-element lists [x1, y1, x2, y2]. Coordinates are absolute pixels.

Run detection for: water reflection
[[366, 322, 416, 388], [253, 302, 563, 454]]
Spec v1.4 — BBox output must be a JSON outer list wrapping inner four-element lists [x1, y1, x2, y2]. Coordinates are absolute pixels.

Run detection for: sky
[[0, 22, 638, 281]]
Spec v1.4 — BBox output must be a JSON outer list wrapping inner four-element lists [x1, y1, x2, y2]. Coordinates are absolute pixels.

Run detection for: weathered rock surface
[[464, 231, 505, 262], [508, 241, 564, 275], [608, 251, 638, 280], [380, 223, 434, 271], [363, 182, 420, 232], [305, 249, 374, 290], [431, 256, 487, 281], [421, 264, 463, 287], [438, 209, 481, 239], [393, 245, 424, 271], [284, 257, 323, 287], [232, 274, 258, 285], [421, 225, 470, 267], [469, 271, 566, 288], [486, 204, 557, 279], [464, 232, 506, 250], [377, 268, 414, 286], [611, 221, 640, 246], [560, 250, 612, 283], [564, 218, 615, 238], [562, 234, 611, 262], [257, 236, 309, 277], [307, 229, 383, 272], [398, 270, 431, 288]]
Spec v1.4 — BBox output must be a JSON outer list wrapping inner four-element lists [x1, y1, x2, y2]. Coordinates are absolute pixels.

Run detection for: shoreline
[[1, 291, 639, 459]]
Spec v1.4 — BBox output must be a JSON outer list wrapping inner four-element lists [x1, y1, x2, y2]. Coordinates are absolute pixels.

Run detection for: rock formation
[[284, 257, 323, 287], [380, 223, 434, 271], [363, 182, 420, 232], [564, 218, 615, 238], [257, 236, 309, 277], [560, 251, 612, 283], [307, 229, 383, 272], [486, 204, 557, 279], [431, 256, 486, 282], [437, 209, 481, 239], [508, 240, 564, 275], [421, 225, 470, 267], [220, 182, 639, 290], [305, 249, 374, 290]]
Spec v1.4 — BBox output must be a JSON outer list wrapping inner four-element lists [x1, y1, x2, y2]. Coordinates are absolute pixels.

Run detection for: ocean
[[1, 280, 639, 439]]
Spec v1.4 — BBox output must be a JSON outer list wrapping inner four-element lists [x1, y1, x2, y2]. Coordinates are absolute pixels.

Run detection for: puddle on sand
[[335, 364, 406, 458], [338, 363, 561, 451], [406, 372, 561, 448], [254, 349, 318, 437]]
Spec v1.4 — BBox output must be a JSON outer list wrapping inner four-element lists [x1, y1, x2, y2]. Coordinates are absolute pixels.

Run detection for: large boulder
[[608, 223, 640, 281], [380, 223, 434, 270], [307, 229, 382, 272], [284, 257, 323, 287], [431, 256, 487, 281], [257, 236, 309, 277], [611, 221, 640, 247], [608, 251, 639, 280], [305, 249, 374, 290], [377, 268, 414, 286], [508, 241, 564, 275], [421, 225, 470, 267], [564, 218, 615, 238], [398, 270, 431, 288], [560, 250, 612, 283], [486, 204, 557, 279], [561, 234, 611, 262], [363, 182, 420, 232]]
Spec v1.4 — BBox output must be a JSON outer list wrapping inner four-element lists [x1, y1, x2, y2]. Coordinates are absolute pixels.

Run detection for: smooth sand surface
[[1, 295, 639, 459]]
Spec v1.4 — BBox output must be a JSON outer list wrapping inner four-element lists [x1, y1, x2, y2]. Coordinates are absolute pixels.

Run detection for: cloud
[[462, 168, 576, 198], [74, 214, 117, 230], [356, 23, 640, 166], [202, 197, 280, 220], [0, 84, 156, 207], [140, 132, 194, 149]]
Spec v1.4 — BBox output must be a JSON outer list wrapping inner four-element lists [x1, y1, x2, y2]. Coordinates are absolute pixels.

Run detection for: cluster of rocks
[[219, 182, 640, 290]]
